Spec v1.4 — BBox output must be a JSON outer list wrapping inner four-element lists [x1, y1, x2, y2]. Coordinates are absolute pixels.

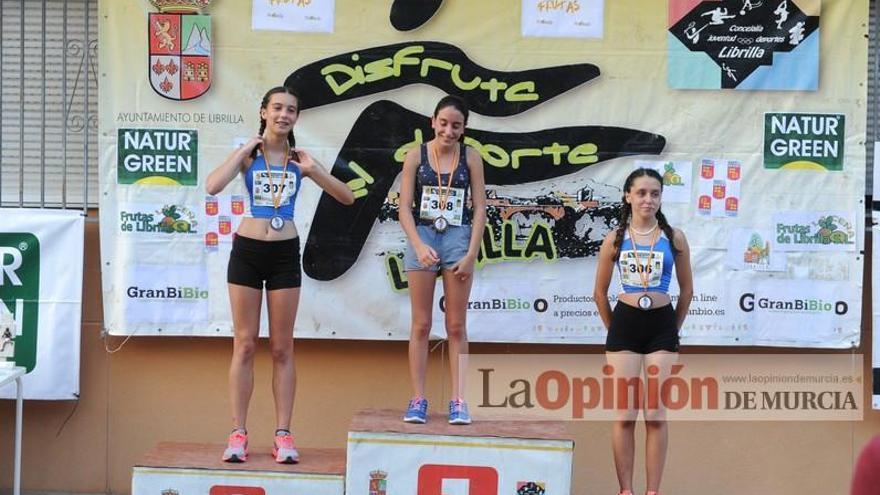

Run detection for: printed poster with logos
[[668, 0, 820, 90], [521, 0, 604, 38], [98, 0, 866, 348], [251, 0, 335, 33], [0, 209, 83, 400], [634, 160, 692, 204], [696, 158, 741, 217]]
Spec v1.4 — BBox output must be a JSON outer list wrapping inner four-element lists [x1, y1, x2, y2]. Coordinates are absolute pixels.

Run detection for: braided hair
[[612, 168, 680, 261], [250, 86, 300, 161]]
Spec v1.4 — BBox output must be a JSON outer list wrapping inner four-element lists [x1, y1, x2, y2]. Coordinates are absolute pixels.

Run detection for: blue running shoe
[[403, 397, 428, 423], [448, 399, 472, 425]]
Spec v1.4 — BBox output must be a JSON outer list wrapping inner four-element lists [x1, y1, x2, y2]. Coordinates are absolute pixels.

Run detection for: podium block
[[345, 409, 574, 494], [133, 442, 345, 495]]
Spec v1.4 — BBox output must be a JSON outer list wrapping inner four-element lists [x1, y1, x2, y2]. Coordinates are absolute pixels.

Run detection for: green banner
[[0, 233, 40, 372]]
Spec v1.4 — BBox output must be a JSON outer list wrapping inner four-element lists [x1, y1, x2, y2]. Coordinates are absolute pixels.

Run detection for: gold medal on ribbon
[[430, 142, 459, 233], [262, 143, 290, 231], [628, 225, 659, 310]]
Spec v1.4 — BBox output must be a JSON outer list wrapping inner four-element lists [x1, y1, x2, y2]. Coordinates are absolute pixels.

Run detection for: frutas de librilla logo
[[0, 234, 39, 372], [119, 204, 199, 234], [773, 211, 855, 251], [149, 0, 212, 101]]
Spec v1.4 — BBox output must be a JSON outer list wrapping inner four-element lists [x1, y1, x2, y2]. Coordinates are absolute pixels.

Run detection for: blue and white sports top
[[243, 154, 302, 220], [617, 229, 676, 294]]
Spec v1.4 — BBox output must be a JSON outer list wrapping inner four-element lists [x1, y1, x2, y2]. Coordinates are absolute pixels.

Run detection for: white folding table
[[0, 367, 25, 495]]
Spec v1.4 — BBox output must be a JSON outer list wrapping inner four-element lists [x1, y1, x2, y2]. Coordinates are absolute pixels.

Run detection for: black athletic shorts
[[605, 302, 680, 354], [227, 234, 301, 290]]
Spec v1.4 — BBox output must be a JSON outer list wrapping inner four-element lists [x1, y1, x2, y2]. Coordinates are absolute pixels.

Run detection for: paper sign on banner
[[252, 0, 335, 32], [697, 158, 741, 217], [122, 264, 210, 324], [667, 0, 820, 90], [118, 202, 202, 237], [728, 278, 858, 347], [773, 210, 857, 252], [521, 0, 604, 38], [725, 228, 786, 271], [634, 160, 692, 203], [204, 194, 246, 251]]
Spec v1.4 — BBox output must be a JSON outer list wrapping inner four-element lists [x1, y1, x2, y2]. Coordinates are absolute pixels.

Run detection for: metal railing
[[0, 0, 97, 212]]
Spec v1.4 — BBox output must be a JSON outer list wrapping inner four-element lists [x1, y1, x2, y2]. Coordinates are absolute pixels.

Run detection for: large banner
[[872, 144, 880, 410], [0, 209, 83, 400], [98, 0, 867, 347]]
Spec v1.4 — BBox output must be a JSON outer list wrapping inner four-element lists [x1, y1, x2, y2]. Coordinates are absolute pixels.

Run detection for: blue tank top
[[617, 229, 676, 294], [243, 154, 302, 220], [412, 143, 472, 227]]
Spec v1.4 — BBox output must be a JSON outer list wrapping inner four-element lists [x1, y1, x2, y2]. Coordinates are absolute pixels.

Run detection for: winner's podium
[[346, 409, 574, 494], [132, 442, 345, 495]]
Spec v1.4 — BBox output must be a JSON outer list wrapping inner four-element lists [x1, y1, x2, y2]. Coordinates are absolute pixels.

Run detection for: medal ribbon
[[628, 226, 658, 293], [261, 143, 290, 213], [431, 142, 459, 218]]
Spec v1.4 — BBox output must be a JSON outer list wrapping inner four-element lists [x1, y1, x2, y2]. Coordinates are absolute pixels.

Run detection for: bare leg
[[228, 283, 263, 430], [606, 351, 643, 493], [440, 269, 473, 400], [644, 351, 678, 493], [407, 270, 437, 398], [267, 287, 300, 431]]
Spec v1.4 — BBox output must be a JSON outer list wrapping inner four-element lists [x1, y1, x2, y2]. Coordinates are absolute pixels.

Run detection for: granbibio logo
[[126, 286, 208, 300], [738, 293, 847, 315], [123, 265, 210, 324], [439, 296, 548, 313]]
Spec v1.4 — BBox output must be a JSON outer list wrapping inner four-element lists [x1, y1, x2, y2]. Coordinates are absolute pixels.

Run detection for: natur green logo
[[0, 234, 39, 372]]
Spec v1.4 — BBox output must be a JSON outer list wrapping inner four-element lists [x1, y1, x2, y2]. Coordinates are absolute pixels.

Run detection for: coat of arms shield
[[148, 4, 212, 101]]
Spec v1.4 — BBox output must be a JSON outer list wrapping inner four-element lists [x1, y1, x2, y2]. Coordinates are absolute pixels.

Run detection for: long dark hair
[[433, 95, 469, 141], [250, 86, 300, 161], [612, 168, 679, 261]]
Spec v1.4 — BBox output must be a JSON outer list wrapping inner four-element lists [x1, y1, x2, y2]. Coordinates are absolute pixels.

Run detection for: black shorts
[[227, 234, 301, 290], [605, 302, 680, 354]]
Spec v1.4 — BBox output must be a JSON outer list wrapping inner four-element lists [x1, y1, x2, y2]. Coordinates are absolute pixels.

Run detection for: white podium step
[[132, 442, 345, 495], [345, 409, 574, 494]]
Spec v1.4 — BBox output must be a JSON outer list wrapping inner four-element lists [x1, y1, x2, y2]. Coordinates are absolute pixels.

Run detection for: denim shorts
[[404, 224, 472, 272]]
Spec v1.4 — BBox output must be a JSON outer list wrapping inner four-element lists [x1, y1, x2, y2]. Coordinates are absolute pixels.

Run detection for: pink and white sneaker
[[273, 432, 300, 464], [222, 430, 248, 462]]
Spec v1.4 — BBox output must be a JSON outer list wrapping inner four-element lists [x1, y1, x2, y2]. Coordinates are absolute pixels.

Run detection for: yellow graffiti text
[[320, 45, 539, 103], [394, 129, 599, 170]]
